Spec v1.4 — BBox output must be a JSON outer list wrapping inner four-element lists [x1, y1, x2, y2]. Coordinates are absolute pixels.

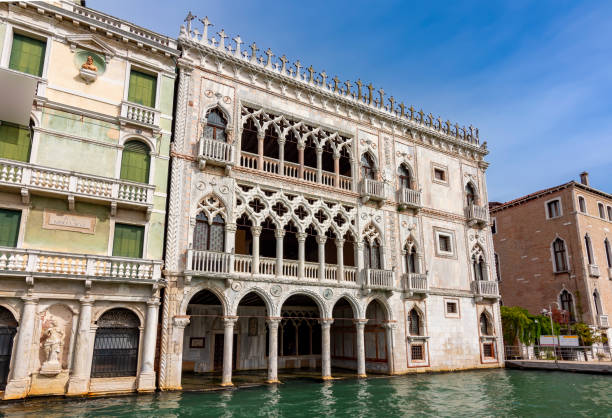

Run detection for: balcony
[[599, 315, 609, 328], [0, 158, 154, 214], [465, 204, 489, 227], [588, 264, 600, 278], [397, 188, 422, 211], [360, 179, 385, 203], [198, 138, 235, 171], [471, 280, 499, 300], [119, 101, 161, 132], [364, 268, 395, 291], [402, 273, 428, 297], [0, 246, 162, 283]]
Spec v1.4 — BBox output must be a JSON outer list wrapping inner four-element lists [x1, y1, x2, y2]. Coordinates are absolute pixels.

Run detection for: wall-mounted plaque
[[42, 210, 96, 234], [190, 337, 205, 348]]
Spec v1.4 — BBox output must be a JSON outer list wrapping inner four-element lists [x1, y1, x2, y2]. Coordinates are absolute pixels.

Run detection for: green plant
[[501, 306, 561, 345], [571, 322, 601, 346]]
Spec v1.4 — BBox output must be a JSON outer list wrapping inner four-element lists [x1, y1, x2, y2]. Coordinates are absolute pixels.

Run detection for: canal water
[[1, 369, 611, 417]]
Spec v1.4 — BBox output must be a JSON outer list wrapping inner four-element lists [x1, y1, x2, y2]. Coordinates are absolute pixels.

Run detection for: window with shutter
[[120, 140, 150, 183], [127, 70, 157, 108], [0, 209, 21, 247], [9, 34, 46, 77], [112, 223, 144, 258], [0, 121, 31, 162]]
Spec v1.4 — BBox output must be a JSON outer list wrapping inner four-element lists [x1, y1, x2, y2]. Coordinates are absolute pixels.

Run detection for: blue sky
[[89, 0, 612, 202]]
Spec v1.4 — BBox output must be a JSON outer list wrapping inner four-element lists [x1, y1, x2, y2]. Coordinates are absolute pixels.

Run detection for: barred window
[[483, 343, 494, 358], [411, 344, 424, 361], [193, 213, 225, 252], [405, 245, 418, 274], [91, 309, 140, 378]]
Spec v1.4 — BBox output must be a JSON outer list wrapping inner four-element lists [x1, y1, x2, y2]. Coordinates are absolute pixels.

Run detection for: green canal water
[[1, 369, 611, 417]]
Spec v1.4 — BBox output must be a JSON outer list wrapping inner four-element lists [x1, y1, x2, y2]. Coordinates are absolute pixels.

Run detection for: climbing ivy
[[501, 306, 560, 345]]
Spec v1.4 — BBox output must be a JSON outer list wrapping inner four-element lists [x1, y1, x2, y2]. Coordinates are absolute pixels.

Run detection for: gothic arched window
[[585, 234, 594, 264], [605, 238, 612, 268], [361, 153, 376, 180], [193, 213, 225, 252], [560, 290, 575, 322], [552, 238, 568, 272], [204, 108, 227, 142], [409, 309, 421, 336], [466, 183, 476, 206], [480, 313, 492, 336], [364, 238, 381, 270], [405, 244, 418, 274], [472, 253, 486, 281], [398, 165, 412, 189], [91, 308, 140, 378]]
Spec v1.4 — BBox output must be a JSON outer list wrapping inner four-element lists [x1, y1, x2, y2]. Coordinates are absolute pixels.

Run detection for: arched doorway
[[0, 307, 17, 390], [91, 308, 140, 378], [235, 291, 269, 381], [364, 299, 389, 373], [279, 294, 322, 373], [330, 297, 358, 373]]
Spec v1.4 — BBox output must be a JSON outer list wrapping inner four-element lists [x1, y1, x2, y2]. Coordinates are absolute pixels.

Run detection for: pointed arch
[[231, 287, 274, 317], [180, 285, 228, 316], [479, 311, 493, 336], [398, 162, 416, 190], [551, 236, 569, 272], [465, 180, 478, 206], [360, 151, 377, 180], [558, 288, 576, 322]]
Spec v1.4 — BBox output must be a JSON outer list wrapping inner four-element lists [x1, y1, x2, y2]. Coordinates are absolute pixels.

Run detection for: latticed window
[[361, 153, 375, 180], [480, 313, 492, 336], [112, 223, 144, 258], [128, 69, 156, 108], [91, 309, 140, 378], [9, 34, 46, 77], [0, 209, 21, 247], [409, 309, 421, 336], [398, 165, 412, 189], [120, 140, 150, 183], [411, 344, 424, 361], [0, 121, 32, 162], [193, 213, 225, 252], [553, 238, 568, 272], [364, 238, 381, 270], [204, 109, 227, 142]]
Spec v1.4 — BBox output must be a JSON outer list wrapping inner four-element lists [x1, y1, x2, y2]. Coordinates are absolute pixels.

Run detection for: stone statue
[[40, 320, 64, 375], [81, 56, 97, 72]]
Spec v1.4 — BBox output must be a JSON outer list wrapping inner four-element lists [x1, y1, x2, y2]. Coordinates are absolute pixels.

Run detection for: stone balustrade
[[465, 203, 489, 226], [588, 264, 600, 278], [471, 280, 499, 299], [599, 315, 609, 328], [0, 158, 154, 209], [120, 101, 161, 131], [402, 272, 428, 296], [0, 246, 161, 282], [198, 137, 235, 168], [398, 188, 422, 210], [360, 179, 385, 201], [364, 268, 394, 290]]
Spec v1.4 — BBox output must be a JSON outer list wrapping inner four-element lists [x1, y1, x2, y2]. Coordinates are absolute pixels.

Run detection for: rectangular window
[[483, 343, 494, 358], [446, 302, 457, 314], [491, 218, 497, 234], [608, 206, 612, 221], [598, 203, 605, 219], [0, 209, 21, 247], [411, 344, 424, 361], [547, 200, 561, 218], [9, 34, 46, 77], [128, 70, 157, 108], [434, 168, 445, 181], [439, 235, 451, 252], [0, 121, 31, 162], [112, 223, 144, 258]]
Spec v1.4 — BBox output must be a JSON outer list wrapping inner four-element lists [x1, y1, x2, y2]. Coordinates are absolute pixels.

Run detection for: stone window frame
[[444, 298, 460, 318], [577, 195, 587, 214], [490, 217, 497, 234], [433, 227, 456, 259], [0, 23, 52, 79], [597, 201, 606, 219], [122, 61, 162, 111], [431, 162, 449, 186], [0, 202, 28, 248], [550, 236, 571, 274], [544, 197, 563, 220], [107, 216, 149, 258], [494, 253, 501, 281], [607, 205, 612, 222]]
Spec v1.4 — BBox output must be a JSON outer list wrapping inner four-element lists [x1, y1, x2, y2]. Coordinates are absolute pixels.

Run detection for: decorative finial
[[294, 60, 302, 79], [249, 42, 258, 63], [356, 79, 363, 101], [320, 71, 328, 88], [217, 29, 227, 50], [199, 16, 212, 43], [279, 55, 288, 74], [366, 83, 374, 105], [265, 48, 274, 69], [184, 12, 196, 34], [332, 76, 340, 93], [344, 80, 352, 96], [307, 66, 315, 84], [233, 35, 242, 58]]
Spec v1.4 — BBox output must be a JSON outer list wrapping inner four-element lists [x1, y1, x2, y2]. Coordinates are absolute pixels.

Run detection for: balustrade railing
[[187, 249, 231, 274], [588, 264, 600, 277], [365, 268, 394, 290], [240, 152, 258, 169], [339, 175, 352, 191], [465, 204, 489, 225], [303, 167, 317, 183], [398, 188, 422, 209], [234, 254, 252, 274], [120, 101, 160, 129], [262, 157, 279, 174], [259, 257, 277, 275], [402, 273, 428, 294], [599, 315, 609, 328], [324, 265, 337, 280], [304, 261, 319, 279], [0, 246, 161, 281], [471, 280, 499, 298], [283, 260, 299, 277], [0, 158, 154, 207], [343, 266, 357, 282], [321, 172, 335, 187], [283, 161, 300, 178], [199, 138, 234, 165], [361, 178, 385, 200]]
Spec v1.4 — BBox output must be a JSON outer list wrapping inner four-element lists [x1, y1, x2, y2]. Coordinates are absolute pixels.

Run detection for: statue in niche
[[40, 319, 64, 375], [81, 55, 98, 72]]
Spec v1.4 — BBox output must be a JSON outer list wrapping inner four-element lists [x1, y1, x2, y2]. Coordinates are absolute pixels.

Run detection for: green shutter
[[128, 70, 157, 108], [120, 141, 150, 183], [9, 34, 46, 77], [0, 121, 31, 162], [112, 223, 144, 258], [0, 209, 21, 248]]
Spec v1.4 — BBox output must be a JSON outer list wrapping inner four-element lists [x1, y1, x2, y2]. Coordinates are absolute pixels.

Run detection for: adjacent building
[[0, 1, 177, 398], [158, 15, 502, 390], [491, 172, 612, 342]]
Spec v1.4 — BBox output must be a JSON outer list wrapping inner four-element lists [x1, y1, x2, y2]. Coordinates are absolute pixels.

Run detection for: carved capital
[[266, 317, 282, 329], [225, 223, 237, 233], [297, 232, 308, 242], [334, 238, 345, 247], [316, 236, 327, 245], [251, 226, 262, 237], [319, 319, 334, 328], [223, 316, 239, 328], [275, 229, 286, 239], [173, 316, 190, 329]]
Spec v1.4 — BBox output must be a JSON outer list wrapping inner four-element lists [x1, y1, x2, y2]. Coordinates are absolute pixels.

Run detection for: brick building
[[491, 172, 612, 342]]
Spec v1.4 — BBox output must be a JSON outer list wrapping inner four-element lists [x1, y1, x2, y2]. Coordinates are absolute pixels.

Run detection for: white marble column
[[278, 139, 285, 175], [3, 296, 38, 400], [356, 241, 365, 286], [320, 319, 333, 380], [384, 322, 397, 375], [67, 297, 94, 396], [163, 316, 190, 390], [316, 147, 323, 183], [266, 318, 281, 383], [275, 229, 285, 277], [221, 316, 238, 386], [297, 232, 307, 279], [355, 319, 368, 378], [335, 238, 345, 282], [257, 132, 265, 170], [226, 223, 237, 274], [251, 226, 262, 275], [138, 298, 160, 392], [333, 153, 340, 188], [317, 236, 326, 281], [298, 145, 305, 179]]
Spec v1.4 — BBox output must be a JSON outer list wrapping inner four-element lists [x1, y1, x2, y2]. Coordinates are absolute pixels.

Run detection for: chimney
[[580, 172, 590, 186]]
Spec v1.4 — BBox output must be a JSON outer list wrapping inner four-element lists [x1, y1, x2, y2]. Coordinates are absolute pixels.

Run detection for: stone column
[[350, 158, 357, 192], [335, 238, 345, 283], [356, 241, 365, 286], [333, 153, 340, 188], [225, 223, 237, 253], [164, 316, 190, 390], [251, 226, 262, 275], [320, 319, 333, 380], [297, 232, 307, 279], [355, 319, 368, 378], [266, 318, 281, 383], [316, 147, 323, 183], [221, 316, 238, 386], [298, 145, 305, 179], [275, 229, 285, 277], [278, 139, 285, 175], [384, 322, 397, 375], [257, 132, 265, 170], [4, 297, 38, 400], [138, 298, 160, 392], [317, 236, 326, 281], [67, 297, 94, 396]]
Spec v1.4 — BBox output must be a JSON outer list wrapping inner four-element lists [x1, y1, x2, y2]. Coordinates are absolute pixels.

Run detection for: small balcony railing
[[599, 315, 609, 328], [364, 268, 394, 291], [120, 101, 161, 131], [588, 264, 600, 278], [187, 249, 232, 274], [398, 188, 422, 210], [0, 246, 161, 282], [198, 138, 235, 169], [465, 204, 489, 226], [471, 280, 499, 299], [360, 178, 385, 201], [0, 158, 154, 210], [402, 272, 428, 296]]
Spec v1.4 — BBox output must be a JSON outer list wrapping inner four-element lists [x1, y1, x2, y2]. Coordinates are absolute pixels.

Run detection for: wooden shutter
[[120, 141, 150, 183], [0, 122, 31, 162], [0, 209, 21, 247], [9, 34, 46, 77], [128, 70, 157, 108], [112, 224, 144, 258]]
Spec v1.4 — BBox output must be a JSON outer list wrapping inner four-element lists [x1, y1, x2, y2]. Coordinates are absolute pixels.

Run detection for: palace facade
[[158, 16, 502, 390], [0, 1, 176, 398]]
